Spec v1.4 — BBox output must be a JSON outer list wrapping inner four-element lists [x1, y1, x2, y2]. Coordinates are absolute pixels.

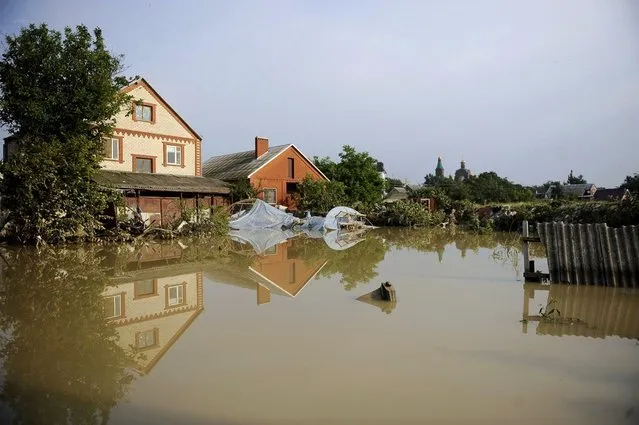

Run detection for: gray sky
[[1, 0, 638, 186]]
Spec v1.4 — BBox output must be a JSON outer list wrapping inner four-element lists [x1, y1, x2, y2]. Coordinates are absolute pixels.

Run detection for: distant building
[[593, 188, 631, 202], [454, 160, 471, 182], [545, 183, 597, 200], [435, 157, 444, 177], [377, 161, 387, 181], [382, 187, 409, 203]]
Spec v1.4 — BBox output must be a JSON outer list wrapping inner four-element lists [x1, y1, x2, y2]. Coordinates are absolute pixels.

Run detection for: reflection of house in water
[[522, 283, 639, 339], [102, 245, 203, 374], [208, 239, 327, 305]]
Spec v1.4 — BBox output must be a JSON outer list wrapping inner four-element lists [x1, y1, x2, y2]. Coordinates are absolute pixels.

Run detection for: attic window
[[134, 103, 155, 123]]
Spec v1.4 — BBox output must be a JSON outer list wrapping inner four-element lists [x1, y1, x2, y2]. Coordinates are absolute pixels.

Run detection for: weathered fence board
[[537, 222, 639, 287]]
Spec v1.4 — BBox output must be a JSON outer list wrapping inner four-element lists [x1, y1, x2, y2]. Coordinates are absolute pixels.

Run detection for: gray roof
[[202, 145, 290, 181], [383, 187, 409, 203], [545, 183, 596, 197], [94, 170, 229, 194], [593, 188, 629, 201]]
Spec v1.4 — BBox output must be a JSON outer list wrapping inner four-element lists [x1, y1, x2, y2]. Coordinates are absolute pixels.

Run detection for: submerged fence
[[537, 222, 639, 287]]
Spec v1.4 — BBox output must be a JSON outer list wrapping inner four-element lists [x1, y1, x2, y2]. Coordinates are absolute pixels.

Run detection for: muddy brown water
[[0, 228, 637, 425]]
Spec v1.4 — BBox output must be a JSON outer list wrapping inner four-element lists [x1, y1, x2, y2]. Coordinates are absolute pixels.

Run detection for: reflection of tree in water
[[287, 236, 389, 290], [375, 228, 546, 273], [0, 248, 138, 425]]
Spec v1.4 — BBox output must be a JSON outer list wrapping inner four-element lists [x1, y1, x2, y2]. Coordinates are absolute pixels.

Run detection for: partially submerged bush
[[369, 200, 443, 227]]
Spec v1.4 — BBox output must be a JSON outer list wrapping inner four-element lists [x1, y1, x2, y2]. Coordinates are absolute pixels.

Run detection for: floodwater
[[0, 228, 638, 425]]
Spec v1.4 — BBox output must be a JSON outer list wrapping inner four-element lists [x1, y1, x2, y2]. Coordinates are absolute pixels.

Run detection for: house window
[[135, 104, 154, 122], [135, 329, 158, 350], [288, 158, 294, 178], [103, 294, 124, 319], [166, 283, 186, 308], [133, 155, 155, 173], [164, 144, 183, 166], [103, 137, 120, 161], [134, 279, 157, 298], [263, 188, 276, 204]]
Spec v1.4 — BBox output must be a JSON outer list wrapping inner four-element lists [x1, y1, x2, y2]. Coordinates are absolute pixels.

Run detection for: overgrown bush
[[369, 200, 444, 227], [493, 198, 639, 231], [295, 175, 347, 214], [229, 179, 258, 203]]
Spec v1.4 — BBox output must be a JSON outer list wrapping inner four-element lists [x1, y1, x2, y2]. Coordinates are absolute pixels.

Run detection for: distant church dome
[[455, 160, 471, 181]]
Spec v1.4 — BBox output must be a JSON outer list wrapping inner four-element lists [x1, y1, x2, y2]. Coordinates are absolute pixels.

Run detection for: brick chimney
[[255, 137, 269, 158]]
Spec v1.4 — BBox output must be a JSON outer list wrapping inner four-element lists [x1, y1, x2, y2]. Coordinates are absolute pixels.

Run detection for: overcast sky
[[1, 0, 638, 186]]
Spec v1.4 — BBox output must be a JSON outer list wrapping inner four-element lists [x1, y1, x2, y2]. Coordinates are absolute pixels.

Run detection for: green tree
[[312, 146, 385, 207], [424, 173, 450, 186], [0, 24, 134, 244], [229, 179, 258, 202], [334, 145, 385, 207], [566, 170, 587, 184], [296, 175, 347, 214], [621, 173, 639, 195], [312, 156, 338, 181]]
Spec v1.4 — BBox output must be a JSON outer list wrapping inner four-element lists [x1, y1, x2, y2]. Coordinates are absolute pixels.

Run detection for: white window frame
[[105, 294, 122, 318], [135, 104, 153, 122], [166, 145, 182, 166], [104, 137, 119, 160], [168, 285, 184, 306]]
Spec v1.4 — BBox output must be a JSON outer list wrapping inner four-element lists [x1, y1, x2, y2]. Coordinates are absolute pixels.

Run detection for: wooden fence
[[536, 222, 639, 287]]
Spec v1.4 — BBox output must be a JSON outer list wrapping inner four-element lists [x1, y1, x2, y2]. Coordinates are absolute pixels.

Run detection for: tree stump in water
[[379, 281, 396, 302]]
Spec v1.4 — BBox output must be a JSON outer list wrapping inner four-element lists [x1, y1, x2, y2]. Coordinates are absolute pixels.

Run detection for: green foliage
[[423, 173, 447, 186], [0, 135, 117, 244], [566, 170, 587, 185], [177, 206, 230, 238], [621, 173, 639, 195], [466, 172, 533, 203], [0, 24, 132, 138], [420, 171, 533, 205], [313, 145, 385, 207], [295, 175, 347, 214], [492, 198, 639, 231], [0, 24, 134, 244], [229, 179, 258, 202], [312, 156, 339, 180], [369, 200, 443, 227]]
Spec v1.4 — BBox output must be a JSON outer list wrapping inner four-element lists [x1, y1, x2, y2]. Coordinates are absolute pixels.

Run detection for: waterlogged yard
[[0, 229, 637, 425]]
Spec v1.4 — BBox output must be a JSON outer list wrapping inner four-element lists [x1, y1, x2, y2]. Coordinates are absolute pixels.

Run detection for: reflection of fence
[[537, 222, 639, 287], [522, 283, 639, 339]]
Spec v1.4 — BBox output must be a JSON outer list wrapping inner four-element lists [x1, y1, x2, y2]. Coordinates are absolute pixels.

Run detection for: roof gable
[[121, 78, 201, 140]]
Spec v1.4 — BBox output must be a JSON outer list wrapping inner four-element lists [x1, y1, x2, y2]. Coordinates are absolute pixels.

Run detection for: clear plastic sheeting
[[229, 228, 297, 255], [229, 199, 301, 230], [324, 206, 366, 231], [301, 211, 326, 232]]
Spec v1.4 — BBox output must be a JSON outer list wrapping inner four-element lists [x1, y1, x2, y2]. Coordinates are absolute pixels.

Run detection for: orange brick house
[[202, 137, 328, 208]]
